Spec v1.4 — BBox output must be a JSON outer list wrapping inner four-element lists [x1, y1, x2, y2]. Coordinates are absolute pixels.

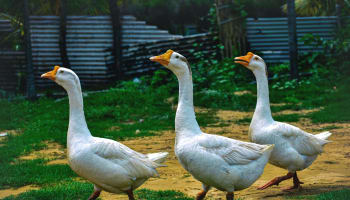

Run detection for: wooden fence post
[[109, 0, 123, 79], [59, 0, 70, 68], [335, 3, 342, 29], [23, 0, 37, 100], [287, 0, 299, 80]]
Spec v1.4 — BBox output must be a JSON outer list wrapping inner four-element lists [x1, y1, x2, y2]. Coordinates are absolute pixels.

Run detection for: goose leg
[[258, 172, 294, 190], [282, 172, 304, 191], [126, 189, 135, 200], [196, 184, 211, 200], [87, 185, 101, 200], [226, 192, 234, 200]]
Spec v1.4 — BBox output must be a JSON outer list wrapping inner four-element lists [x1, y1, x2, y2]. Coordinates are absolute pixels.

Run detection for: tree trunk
[[215, 0, 246, 58], [109, 0, 122, 79], [59, 0, 70, 68], [23, 0, 37, 100], [287, 0, 299, 80]]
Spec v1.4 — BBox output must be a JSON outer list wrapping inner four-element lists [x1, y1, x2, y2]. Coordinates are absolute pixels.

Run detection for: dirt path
[[1, 109, 350, 199]]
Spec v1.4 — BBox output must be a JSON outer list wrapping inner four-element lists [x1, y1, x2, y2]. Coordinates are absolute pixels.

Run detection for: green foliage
[[272, 79, 312, 91], [0, 13, 23, 50], [269, 78, 335, 108], [191, 57, 249, 91], [194, 90, 256, 111], [299, 25, 350, 78], [286, 189, 350, 200], [269, 63, 290, 75], [282, 0, 350, 16]]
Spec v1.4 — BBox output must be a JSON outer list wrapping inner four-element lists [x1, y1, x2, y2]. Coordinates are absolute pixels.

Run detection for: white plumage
[[150, 50, 273, 200], [250, 122, 331, 172], [235, 52, 332, 190], [41, 66, 168, 200]]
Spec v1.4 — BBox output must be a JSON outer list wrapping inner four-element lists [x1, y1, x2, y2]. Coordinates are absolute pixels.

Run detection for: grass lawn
[[3, 183, 193, 200], [286, 189, 350, 200], [0, 72, 349, 199]]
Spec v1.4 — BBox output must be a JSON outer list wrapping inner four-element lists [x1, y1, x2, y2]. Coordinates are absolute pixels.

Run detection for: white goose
[[150, 50, 274, 200], [234, 52, 332, 190], [41, 66, 168, 200]]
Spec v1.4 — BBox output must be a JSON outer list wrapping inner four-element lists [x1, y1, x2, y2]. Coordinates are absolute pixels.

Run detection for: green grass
[[196, 76, 350, 123], [268, 78, 350, 123], [274, 113, 301, 122], [271, 104, 304, 112], [0, 82, 219, 189], [2, 182, 96, 200], [308, 86, 350, 123], [236, 113, 301, 124], [194, 90, 257, 111], [135, 189, 193, 200], [235, 117, 252, 124], [312, 125, 341, 132], [0, 159, 76, 189], [286, 189, 350, 200], [2, 183, 193, 200]]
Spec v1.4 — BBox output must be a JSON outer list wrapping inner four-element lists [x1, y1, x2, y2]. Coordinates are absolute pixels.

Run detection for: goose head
[[41, 66, 81, 91], [150, 50, 191, 76], [235, 52, 268, 76]]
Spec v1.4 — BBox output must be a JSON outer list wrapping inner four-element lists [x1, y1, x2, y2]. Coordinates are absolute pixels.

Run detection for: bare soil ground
[[1, 108, 350, 200]]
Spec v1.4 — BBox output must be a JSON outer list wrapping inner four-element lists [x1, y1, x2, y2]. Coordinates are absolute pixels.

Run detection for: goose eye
[[59, 71, 64, 74], [254, 57, 259, 61], [175, 55, 179, 59]]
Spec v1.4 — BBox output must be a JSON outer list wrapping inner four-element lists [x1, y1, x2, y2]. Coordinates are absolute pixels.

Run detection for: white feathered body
[[68, 134, 167, 194], [175, 133, 273, 192], [249, 121, 331, 172], [248, 64, 332, 173], [157, 52, 274, 193], [57, 67, 168, 195]]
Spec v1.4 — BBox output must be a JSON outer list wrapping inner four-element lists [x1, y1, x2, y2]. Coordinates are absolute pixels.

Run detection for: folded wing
[[198, 134, 271, 165]]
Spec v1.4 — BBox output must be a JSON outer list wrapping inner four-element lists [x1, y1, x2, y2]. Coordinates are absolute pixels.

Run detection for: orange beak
[[41, 66, 60, 81], [150, 49, 174, 67], [234, 52, 254, 67]]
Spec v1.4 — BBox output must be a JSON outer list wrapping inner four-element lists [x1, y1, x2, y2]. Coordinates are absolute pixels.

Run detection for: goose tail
[[315, 131, 332, 146], [263, 144, 274, 156], [147, 152, 168, 165]]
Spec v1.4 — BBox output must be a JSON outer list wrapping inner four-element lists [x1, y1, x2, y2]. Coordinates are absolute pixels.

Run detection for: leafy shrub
[[272, 79, 311, 91]]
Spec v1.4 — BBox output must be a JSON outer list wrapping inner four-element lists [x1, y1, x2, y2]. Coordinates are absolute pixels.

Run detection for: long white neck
[[251, 68, 274, 127], [174, 69, 202, 140], [65, 83, 92, 147]]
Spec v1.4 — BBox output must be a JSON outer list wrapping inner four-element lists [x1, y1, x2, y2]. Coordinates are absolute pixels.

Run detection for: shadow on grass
[[284, 186, 350, 200], [256, 185, 350, 200]]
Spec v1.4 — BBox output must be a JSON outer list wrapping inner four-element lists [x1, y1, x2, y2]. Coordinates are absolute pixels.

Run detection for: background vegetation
[[1, 0, 350, 199]]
